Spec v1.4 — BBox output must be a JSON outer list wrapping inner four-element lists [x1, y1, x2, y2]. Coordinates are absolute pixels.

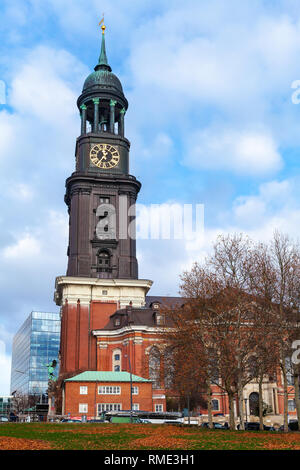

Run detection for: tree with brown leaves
[[163, 231, 300, 431]]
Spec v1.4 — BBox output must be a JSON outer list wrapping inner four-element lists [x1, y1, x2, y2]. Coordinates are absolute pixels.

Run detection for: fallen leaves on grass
[[0, 436, 52, 450], [261, 433, 300, 450], [130, 436, 192, 450]]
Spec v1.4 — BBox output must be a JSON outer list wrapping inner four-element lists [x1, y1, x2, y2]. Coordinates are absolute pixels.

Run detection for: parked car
[[263, 425, 276, 431], [237, 422, 275, 431], [278, 421, 299, 432], [201, 422, 228, 429], [61, 418, 81, 423], [9, 412, 17, 422], [0, 416, 9, 422]]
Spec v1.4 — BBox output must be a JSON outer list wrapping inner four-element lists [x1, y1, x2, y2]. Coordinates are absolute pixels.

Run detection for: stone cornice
[[54, 275, 153, 306], [93, 324, 172, 337]]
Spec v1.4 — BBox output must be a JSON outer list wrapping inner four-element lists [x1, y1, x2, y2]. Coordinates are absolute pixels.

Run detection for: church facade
[[54, 25, 298, 424]]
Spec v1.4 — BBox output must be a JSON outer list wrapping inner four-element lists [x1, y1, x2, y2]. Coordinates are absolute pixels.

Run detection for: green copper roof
[[65, 371, 151, 383], [82, 31, 125, 94], [97, 32, 109, 68], [83, 68, 123, 93]]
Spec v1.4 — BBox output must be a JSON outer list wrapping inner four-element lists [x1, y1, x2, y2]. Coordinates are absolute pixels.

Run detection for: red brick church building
[[54, 23, 297, 424]]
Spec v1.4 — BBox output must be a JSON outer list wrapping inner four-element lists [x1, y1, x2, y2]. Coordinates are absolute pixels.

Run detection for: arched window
[[149, 346, 161, 389], [97, 250, 111, 272], [249, 392, 259, 416], [112, 349, 122, 372]]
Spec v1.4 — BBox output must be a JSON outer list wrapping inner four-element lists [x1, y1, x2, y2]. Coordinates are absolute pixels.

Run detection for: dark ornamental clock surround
[[65, 28, 140, 279]]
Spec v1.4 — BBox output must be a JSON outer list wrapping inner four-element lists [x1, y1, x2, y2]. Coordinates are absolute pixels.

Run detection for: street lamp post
[[124, 353, 133, 423]]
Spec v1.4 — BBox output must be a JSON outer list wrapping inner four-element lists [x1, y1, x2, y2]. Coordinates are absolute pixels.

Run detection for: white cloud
[[7, 183, 35, 202], [10, 46, 86, 126], [0, 112, 16, 159], [183, 127, 283, 175], [3, 234, 41, 259], [2, 208, 68, 263], [0, 340, 11, 396]]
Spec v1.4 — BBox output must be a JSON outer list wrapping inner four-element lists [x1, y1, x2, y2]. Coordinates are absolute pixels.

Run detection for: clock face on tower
[[90, 143, 120, 169]]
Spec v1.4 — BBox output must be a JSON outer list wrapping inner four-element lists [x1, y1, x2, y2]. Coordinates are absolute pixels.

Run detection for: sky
[[0, 0, 300, 395]]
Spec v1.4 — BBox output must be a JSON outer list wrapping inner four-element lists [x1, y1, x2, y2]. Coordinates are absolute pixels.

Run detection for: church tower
[[54, 23, 152, 376], [66, 22, 140, 279]]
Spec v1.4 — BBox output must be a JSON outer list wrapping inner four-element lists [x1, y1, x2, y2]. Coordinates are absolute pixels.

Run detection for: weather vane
[[99, 14, 105, 34]]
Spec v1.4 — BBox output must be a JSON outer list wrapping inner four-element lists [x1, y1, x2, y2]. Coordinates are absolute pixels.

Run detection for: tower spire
[[95, 16, 112, 72]]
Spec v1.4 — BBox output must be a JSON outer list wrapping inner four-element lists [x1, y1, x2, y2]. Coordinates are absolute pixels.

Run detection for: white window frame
[[132, 386, 139, 395], [80, 386, 88, 395], [79, 403, 88, 413], [98, 385, 121, 395], [97, 403, 122, 414], [155, 404, 163, 412], [132, 403, 139, 411]]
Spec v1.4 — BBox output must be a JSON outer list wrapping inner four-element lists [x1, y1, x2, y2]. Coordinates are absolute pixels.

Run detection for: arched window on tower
[[149, 346, 161, 389], [97, 249, 111, 273]]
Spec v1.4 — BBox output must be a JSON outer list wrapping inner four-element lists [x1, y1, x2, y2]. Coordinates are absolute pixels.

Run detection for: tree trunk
[[281, 360, 289, 433], [207, 379, 213, 429], [258, 375, 264, 431], [228, 392, 236, 430], [238, 383, 245, 430], [294, 372, 300, 431]]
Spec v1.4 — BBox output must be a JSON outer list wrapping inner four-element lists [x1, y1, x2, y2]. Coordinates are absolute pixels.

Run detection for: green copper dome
[[82, 30, 124, 94], [83, 68, 123, 93]]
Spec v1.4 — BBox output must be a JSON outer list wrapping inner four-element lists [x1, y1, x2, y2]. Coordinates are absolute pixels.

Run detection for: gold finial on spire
[[99, 14, 105, 34]]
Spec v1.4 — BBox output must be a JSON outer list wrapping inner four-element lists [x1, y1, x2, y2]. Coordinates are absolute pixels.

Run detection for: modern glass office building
[[0, 396, 12, 417], [10, 312, 61, 397]]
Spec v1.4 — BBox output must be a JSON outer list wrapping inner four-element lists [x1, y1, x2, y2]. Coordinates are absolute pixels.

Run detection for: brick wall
[[64, 380, 153, 417], [60, 300, 118, 375]]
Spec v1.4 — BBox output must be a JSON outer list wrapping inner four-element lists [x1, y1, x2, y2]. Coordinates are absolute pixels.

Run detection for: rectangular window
[[98, 386, 121, 395], [80, 386, 88, 395], [132, 386, 139, 395], [79, 403, 88, 413], [288, 399, 296, 411], [132, 404, 139, 411], [155, 404, 163, 412], [97, 403, 122, 413], [212, 399, 219, 411]]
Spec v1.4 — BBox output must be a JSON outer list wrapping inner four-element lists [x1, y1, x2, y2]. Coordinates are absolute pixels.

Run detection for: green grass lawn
[[0, 423, 299, 450]]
